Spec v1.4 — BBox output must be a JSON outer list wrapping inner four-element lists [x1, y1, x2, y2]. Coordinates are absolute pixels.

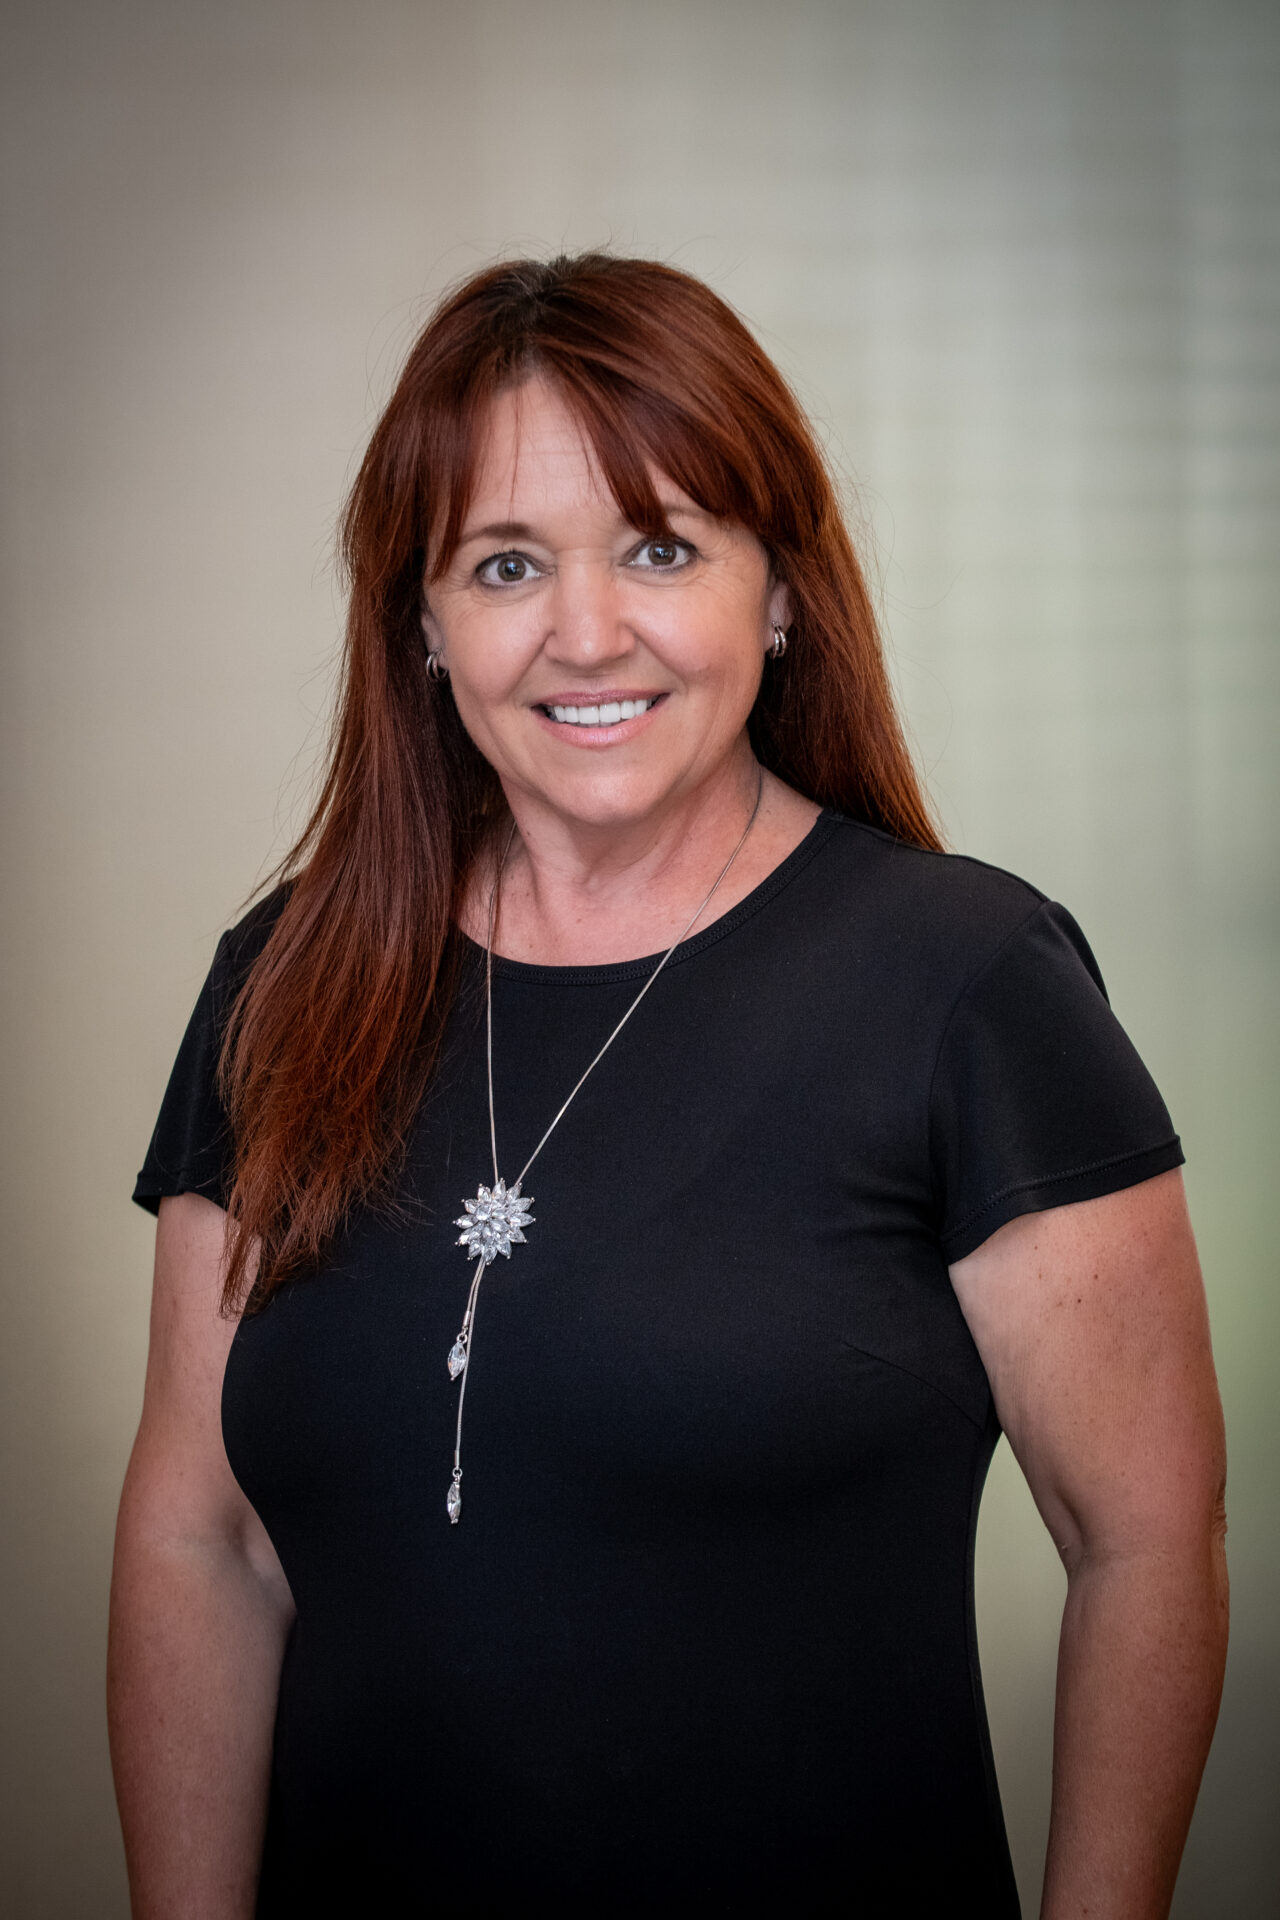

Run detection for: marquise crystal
[[447, 1338, 468, 1380], [446, 1477, 462, 1524], [455, 1177, 535, 1264]]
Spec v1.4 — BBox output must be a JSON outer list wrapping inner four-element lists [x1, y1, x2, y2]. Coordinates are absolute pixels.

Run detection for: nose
[[542, 560, 635, 670]]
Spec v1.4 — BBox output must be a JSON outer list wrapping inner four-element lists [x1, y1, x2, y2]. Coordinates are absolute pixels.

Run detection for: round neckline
[[456, 808, 839, 986]]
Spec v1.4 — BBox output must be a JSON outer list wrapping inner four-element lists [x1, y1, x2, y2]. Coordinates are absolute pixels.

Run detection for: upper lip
[[534, 690, 666, 708]]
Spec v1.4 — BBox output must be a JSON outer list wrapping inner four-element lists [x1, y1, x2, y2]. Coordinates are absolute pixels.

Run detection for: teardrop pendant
[[446, 1473, 463, 1524], [447, 1337, 468, 1379]]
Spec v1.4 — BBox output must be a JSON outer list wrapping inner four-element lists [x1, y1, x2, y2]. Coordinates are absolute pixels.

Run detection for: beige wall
[[3, 2, 1276, 1911]]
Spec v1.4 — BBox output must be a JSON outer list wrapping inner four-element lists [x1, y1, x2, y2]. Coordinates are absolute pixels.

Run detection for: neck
[[467, 747, 820, 967]]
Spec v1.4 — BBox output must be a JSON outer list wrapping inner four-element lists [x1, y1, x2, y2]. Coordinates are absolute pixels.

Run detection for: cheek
[[440, 638, 537, 772], [448, 609, 539, 705], [655, 600, 765, 702], [449, 675, 526, 770]]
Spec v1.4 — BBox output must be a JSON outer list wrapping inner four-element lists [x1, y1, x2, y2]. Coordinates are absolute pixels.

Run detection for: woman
[[109, 253, 1227, 1917]]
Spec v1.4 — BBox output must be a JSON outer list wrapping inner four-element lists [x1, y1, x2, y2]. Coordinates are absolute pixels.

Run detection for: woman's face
[[422, 376, 789, 835]]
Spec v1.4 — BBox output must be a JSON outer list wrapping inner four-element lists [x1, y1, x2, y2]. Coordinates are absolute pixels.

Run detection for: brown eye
[[633, 537, 693, 571], [477, 552, 536, 586]]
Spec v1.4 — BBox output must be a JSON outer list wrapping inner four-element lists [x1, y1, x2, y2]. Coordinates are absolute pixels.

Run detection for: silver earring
[[426, 648, 449, 682], [769, 625, 788, 660]]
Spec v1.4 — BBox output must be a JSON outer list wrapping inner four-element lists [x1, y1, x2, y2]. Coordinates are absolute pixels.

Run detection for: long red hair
[[219, 251, 941, 1308]]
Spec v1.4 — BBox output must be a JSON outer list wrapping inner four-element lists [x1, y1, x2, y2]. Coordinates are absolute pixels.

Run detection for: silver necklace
[[445, 766, 765, 1523]]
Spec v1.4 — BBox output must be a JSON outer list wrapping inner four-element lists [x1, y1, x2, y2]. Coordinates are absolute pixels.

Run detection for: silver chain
[[487, 764, 765, 1192], [446, 765, 765, 1522]]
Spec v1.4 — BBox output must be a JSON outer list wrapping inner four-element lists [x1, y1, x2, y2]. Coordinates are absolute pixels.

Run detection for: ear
[[767, 576, 793, 638], [420, 591, 444, 653]]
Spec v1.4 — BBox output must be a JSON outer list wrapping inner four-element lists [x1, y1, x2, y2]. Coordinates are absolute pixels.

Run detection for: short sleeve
[[131, 934, 238, 1216], [930, 900, 1184, 1262], [131, 889, 289, 1218]]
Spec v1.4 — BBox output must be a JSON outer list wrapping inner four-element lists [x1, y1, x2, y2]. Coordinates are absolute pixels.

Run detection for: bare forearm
[[1041, 1537, 1228, 1920], [108, 1533, 292, 1920]]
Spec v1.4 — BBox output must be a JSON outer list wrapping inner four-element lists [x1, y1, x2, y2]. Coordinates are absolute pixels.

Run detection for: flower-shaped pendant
[[446, 1178, 536, 1383], [454, 1177, 535, 1264]]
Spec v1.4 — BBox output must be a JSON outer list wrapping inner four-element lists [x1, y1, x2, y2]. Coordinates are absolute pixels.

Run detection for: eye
[[475, 550, 542, 587], [630, 536, 695, 572]]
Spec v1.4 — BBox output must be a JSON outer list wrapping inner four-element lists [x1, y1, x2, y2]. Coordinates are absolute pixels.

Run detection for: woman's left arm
[[950, 1167, 1228, 1920]]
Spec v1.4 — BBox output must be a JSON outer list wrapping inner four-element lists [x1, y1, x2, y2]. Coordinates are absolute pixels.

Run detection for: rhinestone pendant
[[446, 1177, 535, 1530], [454, 1177, 535, 1263]]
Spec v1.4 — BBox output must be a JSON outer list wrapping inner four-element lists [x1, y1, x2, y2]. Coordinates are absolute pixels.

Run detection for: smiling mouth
[[540, 696, 662, 727]]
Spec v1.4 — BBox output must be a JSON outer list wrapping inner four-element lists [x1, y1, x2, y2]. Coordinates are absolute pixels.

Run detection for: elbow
[[1209, 1472, 1229, 1621], [1057, 1459, 1230, 1607], [111, 1453, 295, 1639]]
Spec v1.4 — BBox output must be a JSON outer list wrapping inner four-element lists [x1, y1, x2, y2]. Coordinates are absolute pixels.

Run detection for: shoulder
[[804, 814, 1055, 981], [211, 881, 295, 1001]]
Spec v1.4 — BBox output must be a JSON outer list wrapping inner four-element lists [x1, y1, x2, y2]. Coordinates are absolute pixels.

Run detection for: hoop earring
[[769, 625, 789, 660], [426, 648, 450, 682]]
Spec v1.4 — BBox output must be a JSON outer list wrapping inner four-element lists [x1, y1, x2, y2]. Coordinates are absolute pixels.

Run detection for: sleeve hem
[[940, 1136, 1185, 1263], [131, 1172, 229, 1218]]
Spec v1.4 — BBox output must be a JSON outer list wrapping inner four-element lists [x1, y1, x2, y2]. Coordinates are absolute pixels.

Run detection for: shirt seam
[[134, 1162, 210, 1185], [133, 1163, 226, 1193], [837, 1336, 988, 1434], [940, 1137, 1183, 1250], [923, 897, 1055, 1213]]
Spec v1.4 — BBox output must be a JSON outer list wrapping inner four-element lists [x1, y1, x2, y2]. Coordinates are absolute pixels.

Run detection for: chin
[[526, 769, 679, 828]]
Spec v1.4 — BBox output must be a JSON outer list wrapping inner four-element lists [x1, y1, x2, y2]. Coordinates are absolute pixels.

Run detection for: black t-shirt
[[133, 813, 1183, 1915]]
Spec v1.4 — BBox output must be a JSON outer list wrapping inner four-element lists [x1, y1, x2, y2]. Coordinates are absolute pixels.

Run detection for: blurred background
[[2, 0, 1276, 1911]]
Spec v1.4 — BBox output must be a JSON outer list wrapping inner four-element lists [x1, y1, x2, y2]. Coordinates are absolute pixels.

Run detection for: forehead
[[465, 376, 693, 521]]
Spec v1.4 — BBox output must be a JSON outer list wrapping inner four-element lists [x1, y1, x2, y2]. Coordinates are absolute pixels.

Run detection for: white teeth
[[547, 697, 656, 726]]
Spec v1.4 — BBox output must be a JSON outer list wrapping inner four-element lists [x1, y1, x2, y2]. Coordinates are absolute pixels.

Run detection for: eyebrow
[[458, 521, 539, 546], [456, 503, 707, 548]]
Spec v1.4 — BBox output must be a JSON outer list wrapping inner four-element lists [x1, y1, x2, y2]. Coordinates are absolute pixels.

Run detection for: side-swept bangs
[[420, 268, 824, 583]]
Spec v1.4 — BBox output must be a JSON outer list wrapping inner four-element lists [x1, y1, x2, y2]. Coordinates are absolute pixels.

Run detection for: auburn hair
[[218, 250, 942, 1309]]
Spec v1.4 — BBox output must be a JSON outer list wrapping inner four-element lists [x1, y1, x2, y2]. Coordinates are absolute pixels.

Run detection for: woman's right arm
[[108, 1192, 295, 1920]]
